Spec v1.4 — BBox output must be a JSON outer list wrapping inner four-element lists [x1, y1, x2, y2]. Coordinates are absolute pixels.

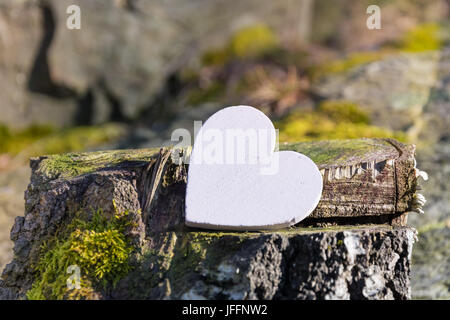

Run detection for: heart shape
[[185, 105, 323, 230]]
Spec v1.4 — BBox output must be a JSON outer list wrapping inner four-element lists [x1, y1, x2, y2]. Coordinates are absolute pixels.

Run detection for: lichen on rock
[[275, 100, 406, 143]]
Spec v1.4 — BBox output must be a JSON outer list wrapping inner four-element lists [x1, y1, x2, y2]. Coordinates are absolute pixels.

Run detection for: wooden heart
[[185, 106, 323, 230]]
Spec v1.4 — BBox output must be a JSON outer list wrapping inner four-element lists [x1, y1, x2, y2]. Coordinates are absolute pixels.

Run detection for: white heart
[[185, 105, 323, 230]]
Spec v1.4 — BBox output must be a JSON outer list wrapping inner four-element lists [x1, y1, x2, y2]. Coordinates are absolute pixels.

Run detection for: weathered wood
[[281, 138, 418, 219], [31, 138, 420, 227]]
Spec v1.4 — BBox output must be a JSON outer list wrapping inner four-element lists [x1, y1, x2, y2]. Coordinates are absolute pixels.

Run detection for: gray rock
[[411, 226, 450, 299], [312, 51, 440, 133], [0, 0, 315, 128], [311, 48, 450, 299], [0, 0, 78, 129]]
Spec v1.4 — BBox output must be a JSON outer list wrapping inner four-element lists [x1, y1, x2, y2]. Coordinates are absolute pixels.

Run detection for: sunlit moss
[[276, 100, 406, 142], [281, 139, 395, 167], [230, 24, 278, 59], [37, 147, 160, 180], [0, 123, 126, 158], [23, 124, 126, 157], [26, 204, 134, 300], [309, 23, 443, 80], [308, 51, 387, 80], [201, 24, 278, 66], [398, 23, 442, 52], [0, 124, 54, 155], [317, 100, 370, 124], [25, 237, 74, 300]]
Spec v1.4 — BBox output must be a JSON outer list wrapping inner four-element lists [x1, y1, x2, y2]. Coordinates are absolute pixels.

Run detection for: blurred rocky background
[[0, 0, 448, 299]]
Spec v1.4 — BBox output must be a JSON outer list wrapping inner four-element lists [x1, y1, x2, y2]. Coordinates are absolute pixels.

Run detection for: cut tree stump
[[0, 138, 423, 300], [281, 138, 419, 225], [30, 137, 420, 229]]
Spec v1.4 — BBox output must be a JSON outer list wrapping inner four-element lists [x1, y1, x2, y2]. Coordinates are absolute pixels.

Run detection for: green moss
[[26, 238, 74, 300], [0, 123, 125, 158], [318, 100, 370, 124], [230, 24, 278, 59], [309, 23, 443, 81], [308, 51, 387, 80], [398, 23, 442, 52], [201, 24, 278, 66], [37, 135, 406, 181], [26, 222, 395, 299], [281, 138, 394, 166], [275, 100, 406, 143], [26, 204, 134, 300], [0, 124, 54, 155], [37, 147, 160, 180]]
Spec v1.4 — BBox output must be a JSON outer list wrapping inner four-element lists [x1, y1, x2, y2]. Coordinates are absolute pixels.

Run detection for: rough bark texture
[[282, 138, 418, 221], [113, 226, 416, 300], [0, 138, 420, 299]]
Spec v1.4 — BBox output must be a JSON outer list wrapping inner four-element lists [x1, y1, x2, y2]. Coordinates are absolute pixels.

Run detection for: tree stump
[[0, 138, 424, 300]]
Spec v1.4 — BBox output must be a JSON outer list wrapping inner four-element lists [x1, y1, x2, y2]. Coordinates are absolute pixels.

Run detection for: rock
[[311, 51, 440, 135], [411, 225, 450, 299], [311, 48, 450, 299], [0, 0, 319, 128], [2, 0, 446, 129], [0, 139, 419, 299], [0, 165, 31, 273], [409, 49, 450, 297], [419, 48, 450, 142], [0, 0, 78, 129]]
